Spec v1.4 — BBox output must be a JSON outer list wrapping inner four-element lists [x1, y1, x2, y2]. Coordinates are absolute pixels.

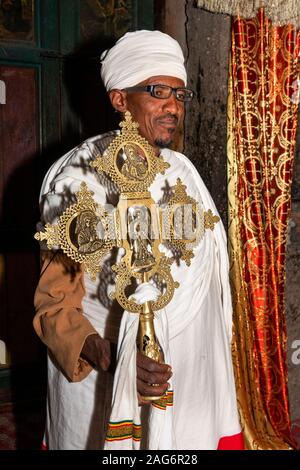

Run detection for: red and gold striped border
[[105, 420, 142, 442], [152, 390, 174, 410]]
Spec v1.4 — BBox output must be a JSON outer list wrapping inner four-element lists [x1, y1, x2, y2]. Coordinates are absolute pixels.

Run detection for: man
[[34, 30, 243, 450]]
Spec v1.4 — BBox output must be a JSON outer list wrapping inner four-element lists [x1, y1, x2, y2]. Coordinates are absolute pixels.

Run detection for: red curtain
[[228, 8, 300, 449]]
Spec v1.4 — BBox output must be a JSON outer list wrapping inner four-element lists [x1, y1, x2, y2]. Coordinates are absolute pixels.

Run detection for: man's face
[[124, 75, 185, 151]]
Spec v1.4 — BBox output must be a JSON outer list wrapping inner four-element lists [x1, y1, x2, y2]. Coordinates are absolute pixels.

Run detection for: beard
[[154, 114, 178, 148], [154, 128, 176, 149], [154, 137, 173, 148]]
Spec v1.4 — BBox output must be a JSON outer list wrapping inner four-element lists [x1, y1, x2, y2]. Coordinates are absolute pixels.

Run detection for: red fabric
[[217, 432, 244, 450], [229, 9, 299, 448]]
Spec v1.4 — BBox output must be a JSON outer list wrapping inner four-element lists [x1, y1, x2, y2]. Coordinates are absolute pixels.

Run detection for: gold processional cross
[[35, 112, 219, 400]]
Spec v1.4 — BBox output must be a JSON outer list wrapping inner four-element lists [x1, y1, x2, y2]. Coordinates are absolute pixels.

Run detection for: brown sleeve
[[33, 251, 98, 382]]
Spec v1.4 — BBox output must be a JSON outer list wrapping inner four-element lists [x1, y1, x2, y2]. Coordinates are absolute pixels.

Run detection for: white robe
[[39, 133, 241, 450]]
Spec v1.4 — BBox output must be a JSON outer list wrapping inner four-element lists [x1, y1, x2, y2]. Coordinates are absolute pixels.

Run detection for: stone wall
[[184, 4, 230, 227], [156, 1, 230, 226], [286, 117, 300, 426]]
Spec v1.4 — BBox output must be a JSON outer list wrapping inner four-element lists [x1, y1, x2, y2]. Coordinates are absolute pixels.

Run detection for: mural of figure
[[121, 144, 148, 181], [75, 210, 104, 254], [127, 206, 155, 272], [81, 0, 131, 42]]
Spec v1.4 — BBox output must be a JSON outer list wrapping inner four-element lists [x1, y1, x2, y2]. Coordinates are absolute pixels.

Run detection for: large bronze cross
[[35, 112, 219, 399]]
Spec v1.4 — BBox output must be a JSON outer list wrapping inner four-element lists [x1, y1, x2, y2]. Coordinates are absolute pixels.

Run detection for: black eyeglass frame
[[122, 84, 194, 102]]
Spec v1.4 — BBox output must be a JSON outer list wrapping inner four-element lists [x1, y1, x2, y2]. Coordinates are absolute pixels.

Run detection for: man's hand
[[81, 333, 111, 371], [136, 351, 172, 405]]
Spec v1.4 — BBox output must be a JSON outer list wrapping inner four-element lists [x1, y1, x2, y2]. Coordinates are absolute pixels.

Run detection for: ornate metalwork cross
[[35, 112, 219, 398]]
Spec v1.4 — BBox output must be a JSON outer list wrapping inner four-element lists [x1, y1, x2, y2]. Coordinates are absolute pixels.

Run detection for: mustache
[[156, 113, 179, 125]]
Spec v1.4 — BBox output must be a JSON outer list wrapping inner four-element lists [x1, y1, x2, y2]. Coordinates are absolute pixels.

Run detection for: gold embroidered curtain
[[228, 8, 300, 449]]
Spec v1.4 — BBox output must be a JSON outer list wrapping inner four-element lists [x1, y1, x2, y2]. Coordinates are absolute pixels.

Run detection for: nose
[[162, 92, 183, 116]]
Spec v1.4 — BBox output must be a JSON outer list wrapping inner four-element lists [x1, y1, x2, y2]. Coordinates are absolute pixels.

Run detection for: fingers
[[137, 392, 150, 406], [137, 363, 172, 385], [136, 351, 172, 400], [137, 378, 169, 399], [137, 351, 172, 383], [81, 334, 112, 371]]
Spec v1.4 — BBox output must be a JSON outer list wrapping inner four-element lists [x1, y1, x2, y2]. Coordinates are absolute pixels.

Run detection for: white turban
[[101, 30, 187, 91]]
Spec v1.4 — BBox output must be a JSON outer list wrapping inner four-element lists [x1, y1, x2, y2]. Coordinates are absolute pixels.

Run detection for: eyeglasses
[[123, 84, 194, 102]]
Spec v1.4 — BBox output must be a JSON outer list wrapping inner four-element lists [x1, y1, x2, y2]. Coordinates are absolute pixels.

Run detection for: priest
[[34, 30, 243, 450]]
